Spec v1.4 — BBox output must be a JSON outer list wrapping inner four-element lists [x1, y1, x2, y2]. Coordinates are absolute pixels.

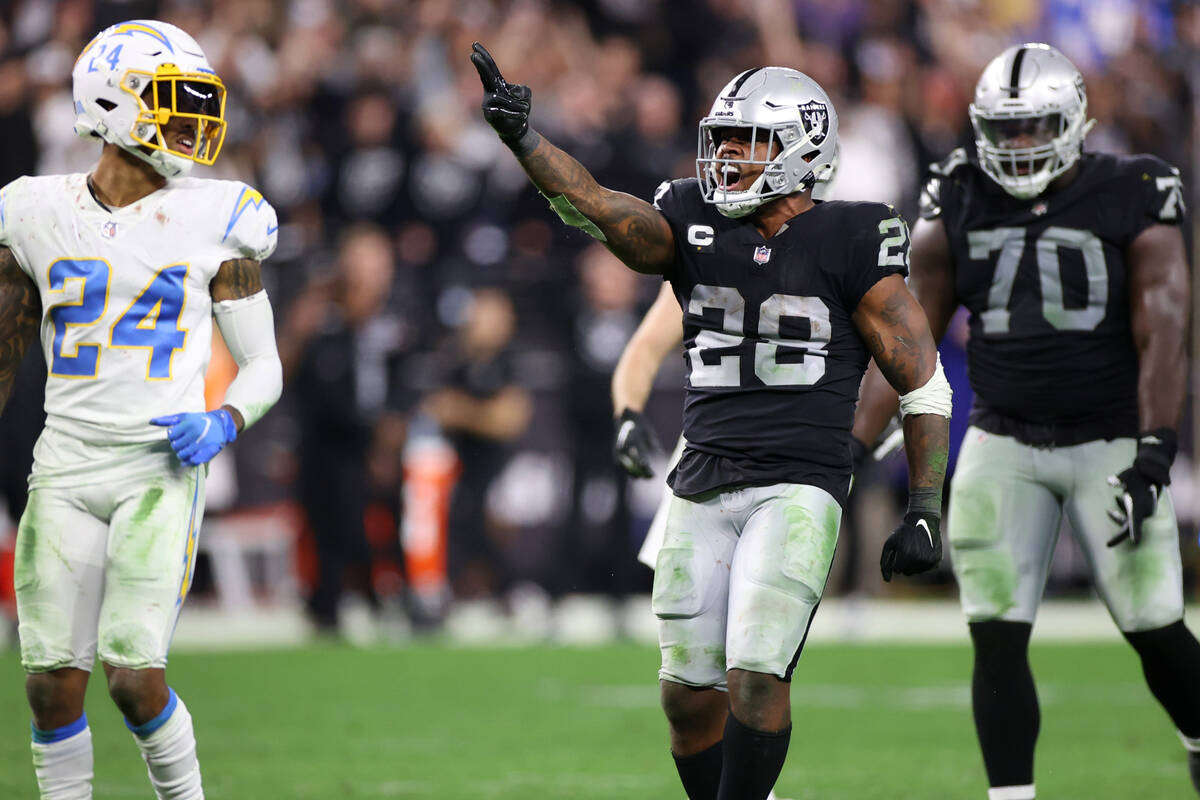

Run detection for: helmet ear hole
[[96, 99, 117, 111]]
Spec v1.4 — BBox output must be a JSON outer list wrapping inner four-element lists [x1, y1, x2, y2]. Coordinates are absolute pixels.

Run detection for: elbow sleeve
[[213, 291, 282, 429]]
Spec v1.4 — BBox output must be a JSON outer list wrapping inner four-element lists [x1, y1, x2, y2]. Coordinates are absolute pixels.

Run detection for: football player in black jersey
[[473, 43, 951, 800], [854, 43, 1197, 799]]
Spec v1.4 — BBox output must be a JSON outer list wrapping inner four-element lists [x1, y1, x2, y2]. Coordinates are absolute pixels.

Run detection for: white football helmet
[[969, 43, 1095, 200], [72, 20, 227, 178], [697, 67, 839, 218]]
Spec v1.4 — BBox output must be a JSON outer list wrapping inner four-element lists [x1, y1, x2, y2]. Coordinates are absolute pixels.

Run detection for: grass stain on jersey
[[126, 486, 167, 562], [131, 487, 164, 526], [15, 498, 75, 582], [651, 545, 700, 617], [946, 485, 1017, 616], [100, 620, 154, 664], [780, 497, 838, 592], [1120, 535, 1171, 620]]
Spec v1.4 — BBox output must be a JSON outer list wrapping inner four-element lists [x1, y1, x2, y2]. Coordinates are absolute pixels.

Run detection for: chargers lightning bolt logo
[[222, 185, 271, 242]]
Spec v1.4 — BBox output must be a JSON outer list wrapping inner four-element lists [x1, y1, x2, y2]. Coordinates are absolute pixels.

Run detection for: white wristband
[[898, 354, 953, 419]]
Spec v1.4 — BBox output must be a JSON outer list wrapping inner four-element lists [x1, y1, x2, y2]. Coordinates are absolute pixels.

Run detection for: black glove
[[881, 512, 942, 582], [613, 408, 664, 479], [470, 42, 535, 150], [1107, 428, 1177, 547]]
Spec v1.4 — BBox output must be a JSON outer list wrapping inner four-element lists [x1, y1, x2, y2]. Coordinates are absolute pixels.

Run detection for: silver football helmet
[[969, 43, 1095, 199], [697, 67, 839, 218]]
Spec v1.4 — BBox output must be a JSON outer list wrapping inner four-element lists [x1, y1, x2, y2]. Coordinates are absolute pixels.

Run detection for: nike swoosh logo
[[1142, 435, 1163, 445], [199, 418, 212, 440], [916, 518, 933, 548]]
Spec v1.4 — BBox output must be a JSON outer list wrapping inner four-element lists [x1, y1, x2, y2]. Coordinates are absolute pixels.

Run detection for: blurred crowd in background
[[0, 0, 1196, 635]]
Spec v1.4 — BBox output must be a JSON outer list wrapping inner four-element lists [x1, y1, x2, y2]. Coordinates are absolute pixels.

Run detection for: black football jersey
[[921, 150, 1185, 441], [653, 178, 909, 506]]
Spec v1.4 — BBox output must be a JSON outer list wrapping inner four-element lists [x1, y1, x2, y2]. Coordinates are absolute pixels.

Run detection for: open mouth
[[720, 164, 741, 190], [172, 135, 196, 156]]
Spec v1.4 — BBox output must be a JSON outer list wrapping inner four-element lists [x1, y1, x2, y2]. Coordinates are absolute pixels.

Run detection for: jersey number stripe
[[687, 284, 831, 387], [967, 226, 1107, 334], [46, 258, 189, 380]]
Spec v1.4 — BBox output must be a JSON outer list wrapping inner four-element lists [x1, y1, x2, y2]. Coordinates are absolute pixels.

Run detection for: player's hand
[[881, 512, 942, 582], [1106, 429, 1176, 547], [470, 42, 532, 143], [613, 408, 664, 479], [151, 409, 238, 467]]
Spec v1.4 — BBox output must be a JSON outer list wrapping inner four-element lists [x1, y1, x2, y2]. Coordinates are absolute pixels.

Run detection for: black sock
[[672, 740, 723, 800], [715, 712, 790, 800], [969, 620, 1038, 788], [1125, 620, 1200, 737]]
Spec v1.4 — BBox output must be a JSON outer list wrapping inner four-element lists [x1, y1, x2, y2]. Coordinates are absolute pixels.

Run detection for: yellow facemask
[[121, 63, 227, 166]]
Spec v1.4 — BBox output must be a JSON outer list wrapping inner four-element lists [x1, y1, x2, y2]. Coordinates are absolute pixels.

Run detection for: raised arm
[[611, 282, 681, 477], [853, 217, 957, 451], [852, 273, 952, 581], [0, 246, 41, 416], [471, 43, 675, 274], [1105, 222, 1190, 547]]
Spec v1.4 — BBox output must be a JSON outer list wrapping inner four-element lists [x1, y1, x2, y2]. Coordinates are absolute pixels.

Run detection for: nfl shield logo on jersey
[[753, 245, 772, 265], [100, 220, 118, 239]]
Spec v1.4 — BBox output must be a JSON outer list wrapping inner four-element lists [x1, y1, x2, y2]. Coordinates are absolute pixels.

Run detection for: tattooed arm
[[472, 43, 675, 274], [853, 217, 957, 449], [210, 257, 264, 302], [0, 246, 41, 416], [512, 133, 676, 273], [852, 273, 950, 505]]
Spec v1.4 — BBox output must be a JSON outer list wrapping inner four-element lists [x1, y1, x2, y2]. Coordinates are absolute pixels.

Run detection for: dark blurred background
[[0, 0, 1195, 638]]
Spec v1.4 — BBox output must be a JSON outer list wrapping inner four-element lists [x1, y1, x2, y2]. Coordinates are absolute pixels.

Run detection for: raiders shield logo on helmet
[[798, 100, 828, 146]]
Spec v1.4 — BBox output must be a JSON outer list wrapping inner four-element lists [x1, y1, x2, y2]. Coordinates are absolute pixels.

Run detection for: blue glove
[[150, 409, 238, 467]]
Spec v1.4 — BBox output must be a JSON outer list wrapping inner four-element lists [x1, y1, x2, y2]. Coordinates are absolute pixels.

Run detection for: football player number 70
[[47, 258, 188, 380], [969, 226, 1108, 334]]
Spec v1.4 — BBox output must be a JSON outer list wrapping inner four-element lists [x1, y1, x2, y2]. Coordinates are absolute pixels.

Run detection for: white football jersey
[[0, 173, 277, 444]]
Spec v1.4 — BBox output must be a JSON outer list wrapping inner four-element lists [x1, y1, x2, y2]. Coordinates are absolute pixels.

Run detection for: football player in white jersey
[[0, 20, 282, 800]]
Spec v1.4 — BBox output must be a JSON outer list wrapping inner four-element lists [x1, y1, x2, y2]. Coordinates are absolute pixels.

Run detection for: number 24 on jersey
[[47, 257, 189, 380]]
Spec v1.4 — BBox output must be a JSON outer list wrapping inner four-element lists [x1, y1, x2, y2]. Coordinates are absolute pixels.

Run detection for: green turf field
[[0, 641, 1193, 799]]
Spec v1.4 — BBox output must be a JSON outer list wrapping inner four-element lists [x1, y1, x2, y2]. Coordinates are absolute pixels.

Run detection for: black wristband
[[504, 126, 540, 158], [906, 487, 942, 519], [1134, 427, 1177, 487]]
